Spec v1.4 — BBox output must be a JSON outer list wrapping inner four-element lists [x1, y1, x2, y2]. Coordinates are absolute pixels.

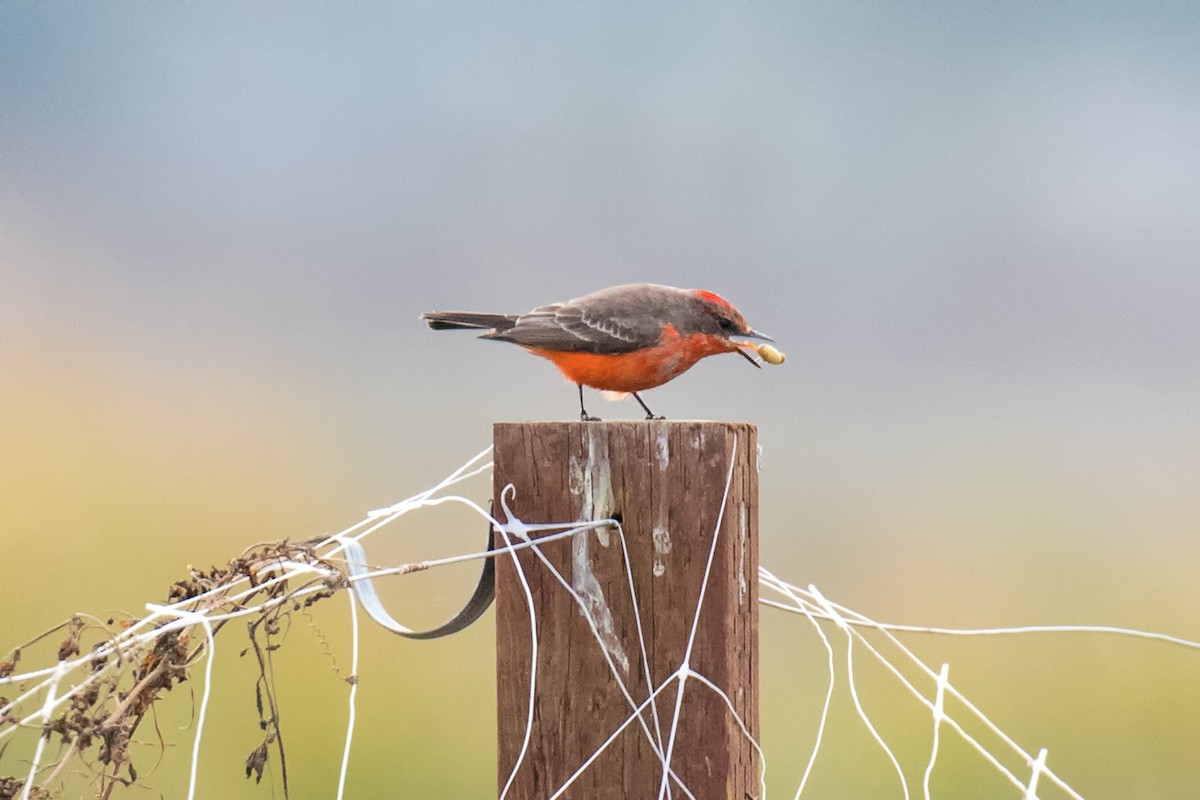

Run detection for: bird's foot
[[644, 414, 665, 421], [580, 413, 602, 422]]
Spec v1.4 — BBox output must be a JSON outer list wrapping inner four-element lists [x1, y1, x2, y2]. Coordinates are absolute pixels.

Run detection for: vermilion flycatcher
[[422, 283, 774, 420]]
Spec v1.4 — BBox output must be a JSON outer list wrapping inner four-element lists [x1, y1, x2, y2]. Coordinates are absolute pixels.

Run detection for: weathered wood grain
[[494, 421, 759, 799]]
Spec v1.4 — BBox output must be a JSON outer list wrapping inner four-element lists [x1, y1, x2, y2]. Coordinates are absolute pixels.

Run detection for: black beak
[[733, 328, 773, 343]]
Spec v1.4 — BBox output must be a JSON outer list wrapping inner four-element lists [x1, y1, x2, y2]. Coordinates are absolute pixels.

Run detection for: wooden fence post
[[494, 421, 759, 799]]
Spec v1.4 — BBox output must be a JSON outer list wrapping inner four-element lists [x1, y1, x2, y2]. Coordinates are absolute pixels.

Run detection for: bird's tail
[[421, 311, 518, 332]]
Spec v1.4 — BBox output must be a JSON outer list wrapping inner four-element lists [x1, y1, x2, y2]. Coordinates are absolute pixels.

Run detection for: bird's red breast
[[526, 323, 737, 393]]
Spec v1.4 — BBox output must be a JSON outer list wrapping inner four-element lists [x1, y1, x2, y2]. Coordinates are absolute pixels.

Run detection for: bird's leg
[[632, 392, 664, 420], [578, 385, 600, 422]]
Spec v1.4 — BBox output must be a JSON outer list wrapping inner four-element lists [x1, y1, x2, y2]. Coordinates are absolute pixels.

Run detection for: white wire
[[495, 485, 542, 800], [757, 568, 837, 800], [504, 515, 699, 800], [923, 663, 950, 800], [656, 431, 744, 800], [6, 444, 1195, 800], [334, 550, 362, 800], [808, 584, 910, 800], [144, 605, 216, 800]]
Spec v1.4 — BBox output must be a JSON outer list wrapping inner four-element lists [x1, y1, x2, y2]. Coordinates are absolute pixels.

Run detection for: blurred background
[[2, 2, 1198, 797]]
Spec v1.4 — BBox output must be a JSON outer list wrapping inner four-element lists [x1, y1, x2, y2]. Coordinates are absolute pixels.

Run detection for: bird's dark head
[[688, 289, 774, 367]]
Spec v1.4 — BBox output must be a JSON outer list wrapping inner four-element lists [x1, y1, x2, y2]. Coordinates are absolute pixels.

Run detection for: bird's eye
[[719, 317, 737, 332]]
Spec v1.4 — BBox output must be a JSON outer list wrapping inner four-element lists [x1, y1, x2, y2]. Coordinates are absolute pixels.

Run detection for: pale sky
[[3, 4, 1199, 796]]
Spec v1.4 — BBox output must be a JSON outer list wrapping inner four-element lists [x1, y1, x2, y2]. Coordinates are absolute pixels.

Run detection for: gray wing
[[484, 284, 682, 354]]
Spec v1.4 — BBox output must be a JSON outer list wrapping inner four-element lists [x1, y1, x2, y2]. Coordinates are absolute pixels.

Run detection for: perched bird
[[422, 283, 777, 420]]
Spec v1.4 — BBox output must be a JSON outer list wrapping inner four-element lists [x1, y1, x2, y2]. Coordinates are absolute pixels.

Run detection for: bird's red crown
[[691, 289, 733, 309]]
